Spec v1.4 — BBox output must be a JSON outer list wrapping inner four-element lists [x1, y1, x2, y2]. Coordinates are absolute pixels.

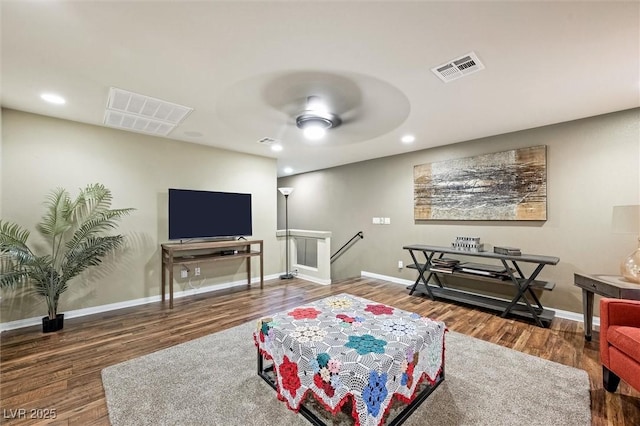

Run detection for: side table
[[573, 273, 640, 341]]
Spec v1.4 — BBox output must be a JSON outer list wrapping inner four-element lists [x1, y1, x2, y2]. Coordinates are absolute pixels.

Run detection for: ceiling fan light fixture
[[306, 95, 328, 113], [296, 96, 341, 139], [303, 123, 327, 140]]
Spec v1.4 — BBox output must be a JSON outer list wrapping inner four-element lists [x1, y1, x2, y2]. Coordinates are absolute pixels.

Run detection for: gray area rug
[[102, 321, 591, 426]]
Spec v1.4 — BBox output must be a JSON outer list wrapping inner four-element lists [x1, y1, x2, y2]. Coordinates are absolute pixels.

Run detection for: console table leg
[[161, 256, 166, 302], [582, 288, 594, 341], [168, 263, 174, 309], [260, 243, 264, 289], [247, 256, 252, 287], [501, 282, 544, 327], [407, 250, 422, 296], [501, 264, 547, 327]]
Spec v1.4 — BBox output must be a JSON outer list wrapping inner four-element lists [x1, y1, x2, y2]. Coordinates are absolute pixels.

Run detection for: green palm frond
[[62, 235, 124, 281], [72, 183, 112, 224], [1, 254, 52, 288], [3, 248, 36, 265], [29, 265, 64, 319], [0, 221, 35, 265], [66, 209, 134, 251], [36, 187, 73, 239], [0, 220, 31, 248], [102, 208, 136, 219], [0, 268, 30, 288]]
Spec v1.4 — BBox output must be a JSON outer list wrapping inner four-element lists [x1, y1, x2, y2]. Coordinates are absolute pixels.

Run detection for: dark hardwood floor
[[1, 277, 639, 425]]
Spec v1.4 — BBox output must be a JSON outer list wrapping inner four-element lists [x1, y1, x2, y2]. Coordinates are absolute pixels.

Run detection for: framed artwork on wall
[[414, 145, 547, 221]]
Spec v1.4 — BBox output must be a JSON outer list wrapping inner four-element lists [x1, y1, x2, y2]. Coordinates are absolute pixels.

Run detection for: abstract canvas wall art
[[414, 145, 547, 221]]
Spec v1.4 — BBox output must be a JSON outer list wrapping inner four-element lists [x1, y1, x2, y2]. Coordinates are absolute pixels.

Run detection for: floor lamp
[[279, 187, 294, 279]]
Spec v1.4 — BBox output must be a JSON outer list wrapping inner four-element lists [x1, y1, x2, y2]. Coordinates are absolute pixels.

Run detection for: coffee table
[[254, 294, 446, 426]]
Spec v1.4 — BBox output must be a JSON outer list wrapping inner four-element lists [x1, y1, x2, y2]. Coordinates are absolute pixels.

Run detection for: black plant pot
[[42, 314, 64, 333]]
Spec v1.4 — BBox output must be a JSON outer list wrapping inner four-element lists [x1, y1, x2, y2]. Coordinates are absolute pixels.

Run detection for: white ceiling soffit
[[104, 87, 193, 136], [431, 52, 485, 83]]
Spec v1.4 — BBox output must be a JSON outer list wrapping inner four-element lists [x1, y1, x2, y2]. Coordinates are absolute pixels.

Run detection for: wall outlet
[[398, 260, 403, 268], [181, 269, 188, 278], [384, 217, 391, 225], [195, 267, 201, 276]]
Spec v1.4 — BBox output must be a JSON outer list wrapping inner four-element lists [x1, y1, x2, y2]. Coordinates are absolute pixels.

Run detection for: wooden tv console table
[[403, 244, 559, 327], [161, 239, 263, 309]]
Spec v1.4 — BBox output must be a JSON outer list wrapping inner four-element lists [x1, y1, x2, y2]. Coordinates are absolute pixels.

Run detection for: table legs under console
[[161, 239, 264, 309]]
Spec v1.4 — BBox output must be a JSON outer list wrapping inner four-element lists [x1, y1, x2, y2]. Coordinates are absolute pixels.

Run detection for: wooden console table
[[404, 244, 559, 327], [573, 273, 640, 341], [161, 239, 263, 309]]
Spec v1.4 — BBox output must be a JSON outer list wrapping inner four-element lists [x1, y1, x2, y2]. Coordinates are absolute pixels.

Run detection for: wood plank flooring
[[1, 277, 639, 425]]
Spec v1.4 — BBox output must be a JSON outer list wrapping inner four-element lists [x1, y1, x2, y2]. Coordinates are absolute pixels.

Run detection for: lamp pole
[[278, 187, 294, 279]]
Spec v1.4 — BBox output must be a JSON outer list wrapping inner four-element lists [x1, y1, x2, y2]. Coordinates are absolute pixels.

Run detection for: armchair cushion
[[607, 326, 640, 358]]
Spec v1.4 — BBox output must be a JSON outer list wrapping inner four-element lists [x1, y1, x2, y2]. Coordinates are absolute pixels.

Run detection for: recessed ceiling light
[[40, 93, 66, 105], [271, 144, 283, 152], [283, 167, 293, 174], [401, 135, 415, 143]]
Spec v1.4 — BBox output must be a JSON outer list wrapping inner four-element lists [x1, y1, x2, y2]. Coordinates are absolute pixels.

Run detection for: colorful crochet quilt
[[254, 294, 446, 426]]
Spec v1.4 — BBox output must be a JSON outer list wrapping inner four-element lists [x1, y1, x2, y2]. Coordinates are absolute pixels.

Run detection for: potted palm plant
[[0, 183, 134, 332]]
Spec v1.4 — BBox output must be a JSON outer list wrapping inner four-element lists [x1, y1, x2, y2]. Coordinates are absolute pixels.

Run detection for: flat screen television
[[168, 189, 252, 240]]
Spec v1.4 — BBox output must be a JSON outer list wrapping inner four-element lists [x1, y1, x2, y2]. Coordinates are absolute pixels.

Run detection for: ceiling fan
[[260, 71, 364, 143], [215, 70, 410, 147]]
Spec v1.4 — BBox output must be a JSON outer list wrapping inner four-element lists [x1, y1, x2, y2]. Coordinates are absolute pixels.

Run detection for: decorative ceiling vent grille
[[104, 111, 175, 136], [431, 52, 485, 83], [103, 87, 193, 136]]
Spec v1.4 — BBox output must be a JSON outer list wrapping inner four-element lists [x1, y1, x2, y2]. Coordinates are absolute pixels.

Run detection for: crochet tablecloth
[[254, 294, 446, 426]]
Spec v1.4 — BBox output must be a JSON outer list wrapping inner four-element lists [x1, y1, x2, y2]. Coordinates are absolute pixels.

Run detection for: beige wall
[[1, 109, 279, 322], [278, 108, 640, 314], [0, 109, 3, 214]]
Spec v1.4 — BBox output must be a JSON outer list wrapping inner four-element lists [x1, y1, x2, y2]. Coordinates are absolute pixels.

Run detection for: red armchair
[[599, 298, 640, 392]]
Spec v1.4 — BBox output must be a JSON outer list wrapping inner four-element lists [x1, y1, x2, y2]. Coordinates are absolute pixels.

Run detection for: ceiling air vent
[[103, 87, 193, 136], [431, 52, 485, 83], [257, 137, 277, 146]]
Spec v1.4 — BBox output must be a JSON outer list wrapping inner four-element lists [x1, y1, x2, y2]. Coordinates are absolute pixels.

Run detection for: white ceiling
[[2, 1, 639, 177]]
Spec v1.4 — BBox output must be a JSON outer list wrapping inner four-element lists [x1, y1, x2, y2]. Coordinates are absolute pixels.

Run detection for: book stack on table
[[429, 258, 460, 274], [451, 236, 485, 252], [494, 246, 522, 256], [457, 262, 512, 279]]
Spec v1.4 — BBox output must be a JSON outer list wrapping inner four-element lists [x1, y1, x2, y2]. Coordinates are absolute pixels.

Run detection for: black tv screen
[[168, 189, 252, 240]]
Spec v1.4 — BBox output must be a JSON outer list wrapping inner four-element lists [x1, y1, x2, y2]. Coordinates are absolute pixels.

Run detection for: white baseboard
[[360, 271, 599, 327], [296, 273, 331, 285], [361, 270, 415, 286], [0, 273, 280, 332]]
